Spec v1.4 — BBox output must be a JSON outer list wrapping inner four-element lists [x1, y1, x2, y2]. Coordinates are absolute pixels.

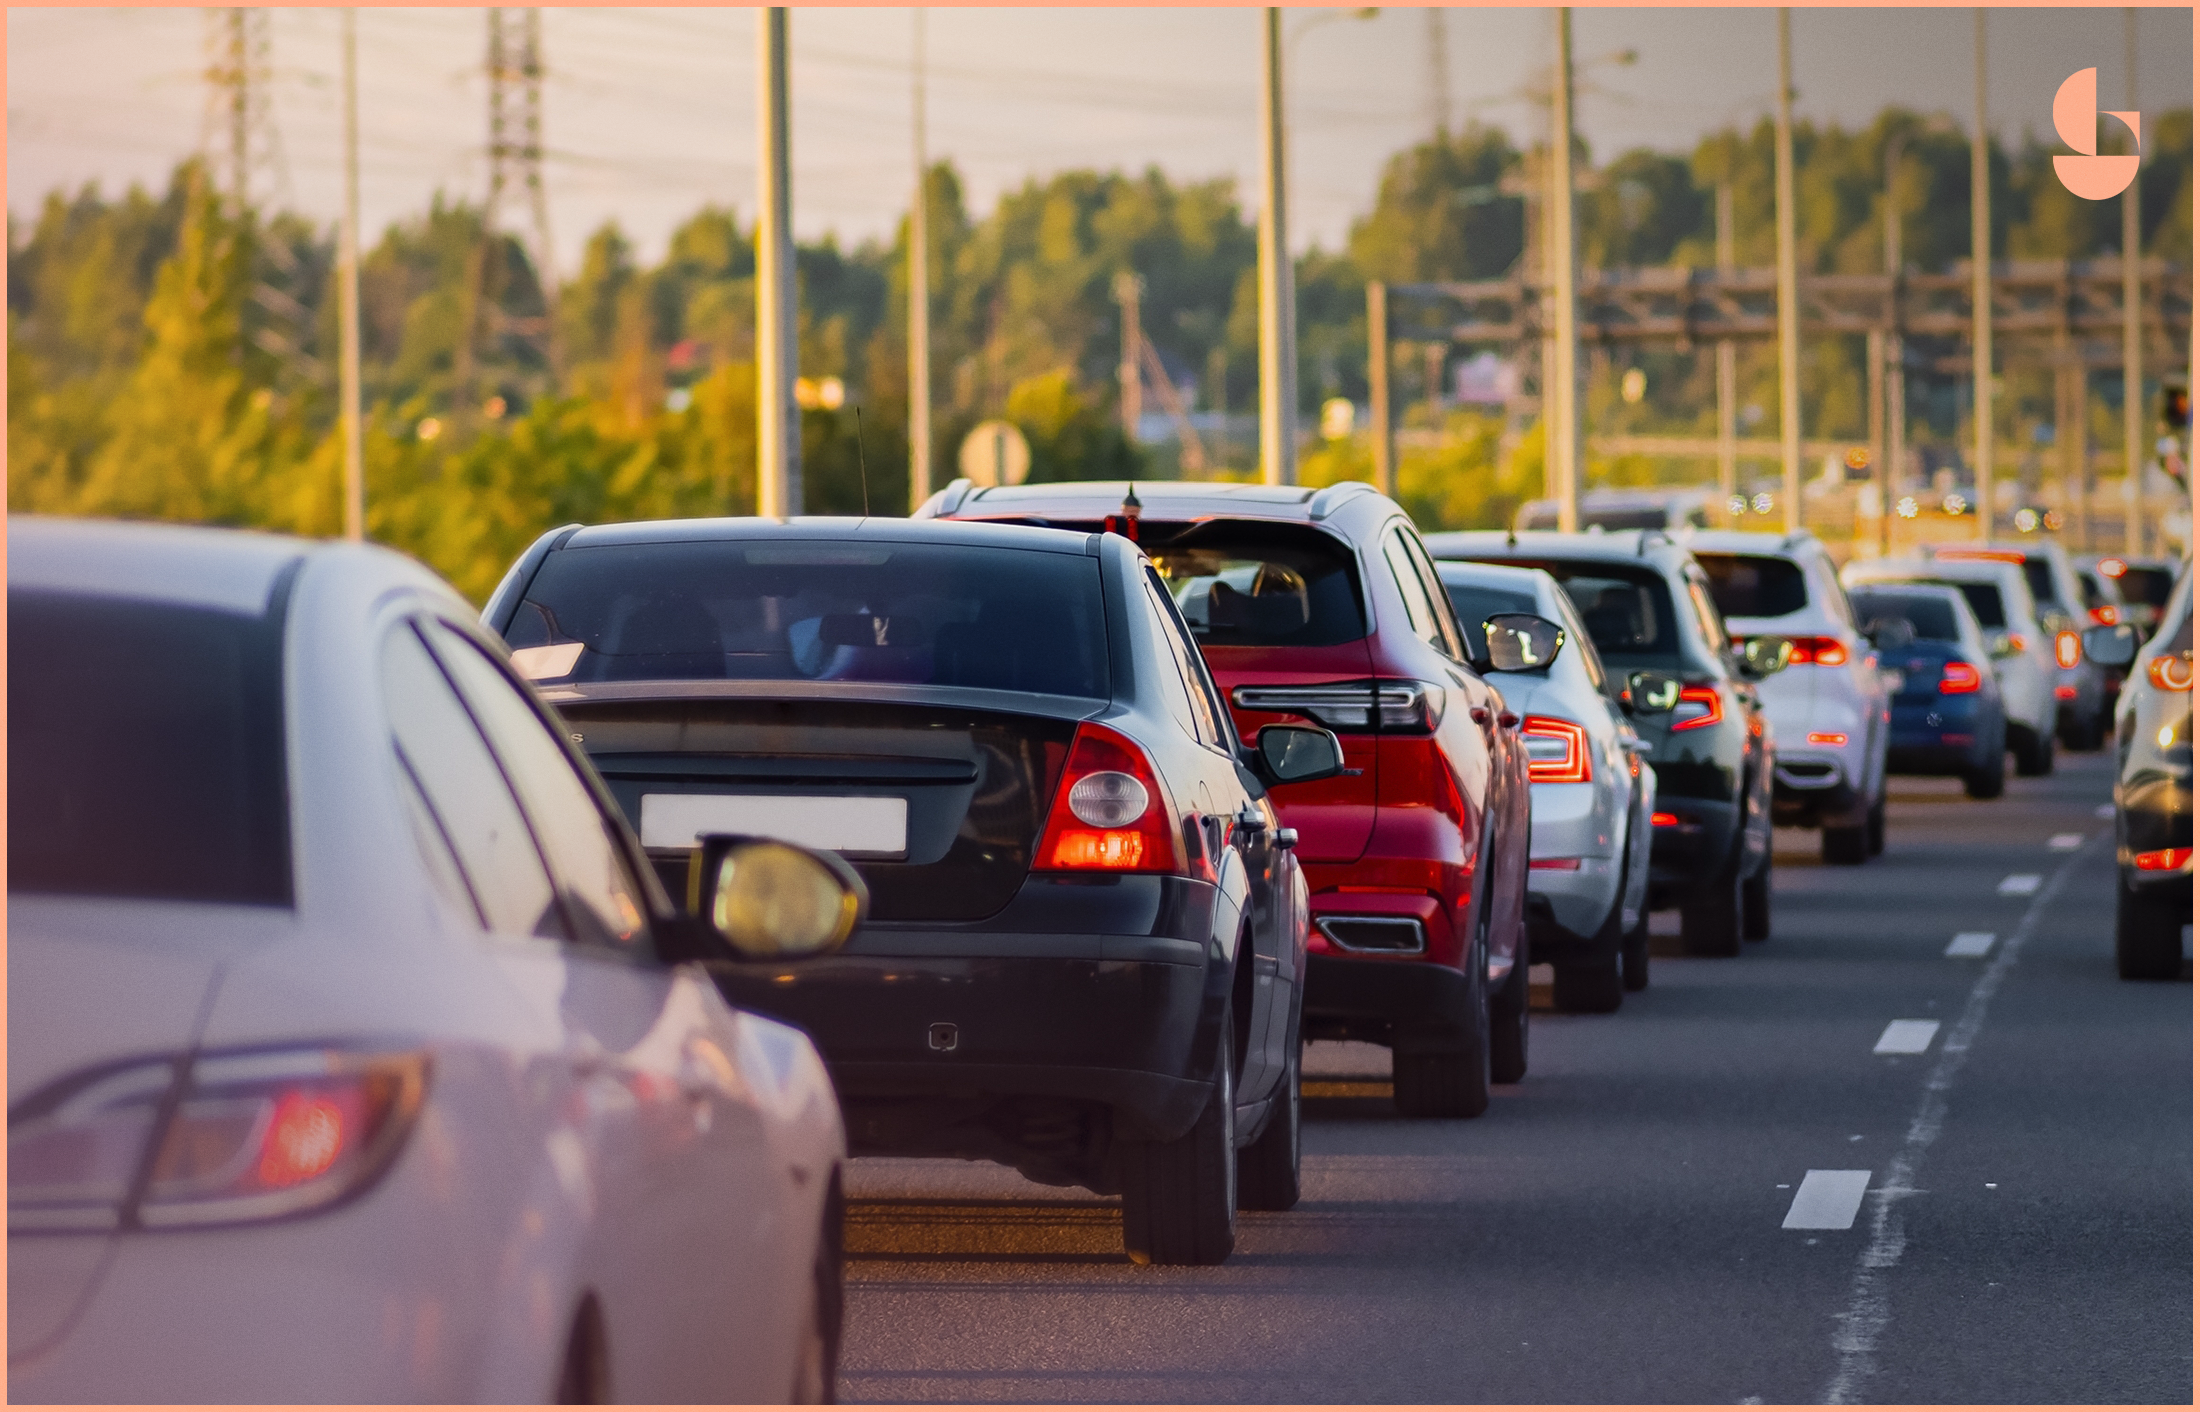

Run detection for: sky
[[7, 6, 2193, 273]]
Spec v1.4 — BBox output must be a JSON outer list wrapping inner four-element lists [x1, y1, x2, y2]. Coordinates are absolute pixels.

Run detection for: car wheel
[[1489, 924, 1532, 1080], [1865, 793, 1886, 857], [1964, 749, 2006, 799], [788, 1171, 844, 1403], [2013, 724, 2055, 777], [1742, 848, 1772, 941], [1236, 1012, 1302, 1212], [1120, 1008, 1237, 1266], [553, 1296, 610, 1405], [1392, 912, 1492, 1118], [2115, 874, 2188, 981], [1680, 844, 1744, 957], [1621, 913, 1651, 992], [1822, 817, 1868, 865]]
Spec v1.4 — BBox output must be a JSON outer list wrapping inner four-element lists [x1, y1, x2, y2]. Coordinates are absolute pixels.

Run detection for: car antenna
[[853, 405, 872, 519], [1506, 524, 1518, 549], [1119, 482, 1142, 543]]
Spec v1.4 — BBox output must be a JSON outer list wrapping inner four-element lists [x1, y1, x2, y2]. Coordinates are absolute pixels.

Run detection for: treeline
[[9, 107, 2191, 601]]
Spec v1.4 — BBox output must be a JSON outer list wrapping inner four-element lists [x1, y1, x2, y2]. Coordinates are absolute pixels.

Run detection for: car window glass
[[1145, 569, 1234, 749], [1545, 586, 1610, 693], [394, 750, 484, 925], [1441, 581, 1538, 660], [1114, 521, 1369, 648], [1683, 576, 1729, 655], [422, 622, 648, 953], [381, 623, 568, 941], [1382, 528, 1447, 655], [1141, 572, 1217, 745], [1402, 532, 1469, 660], [1816, 557, 1857, 630], [1851, 591, 1963, 643], [1695, 553, 1810, 619]]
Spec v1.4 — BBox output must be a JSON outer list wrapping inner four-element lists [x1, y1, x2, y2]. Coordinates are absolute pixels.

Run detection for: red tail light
[[1670, 684, 1724, 732], [1652, 812, 1680, 828], [2054, 684, 2079, 700], [1528, 857, 1582, 870], [2054, 630, 2081, 669], [2147, 654, 2194, 693], [1807, 731, 1848, 746], [2089, 604, 2121, 626], [1230, 679, 1445, 735], [1035, 722, 1185, 874], [1787, 636, 1850, 666], [2134, 847, 2193, 871], [1939, 662, 1983, 695], [1521, 716, 1591, 784]]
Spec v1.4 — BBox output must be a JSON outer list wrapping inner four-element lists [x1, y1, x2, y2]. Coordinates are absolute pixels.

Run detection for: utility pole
[[1367, 282, 1394, 495], [1548, 8, 1580, 532], [908, 8, 932, 512], [1715, 180, 1738, 523], [1970, 8, 1995, 542], [757, 7, 799, 517], [1117, 270, 1145, 443], [1257, 8, 1297, 487], [2122, 6, 2145, 557], [1883, 129, 1910, 558], [517, 10, 561, 385], [1427, 9, 1451, 141], [1773, 8, 1803, 534], [339, 9, 364, 543]]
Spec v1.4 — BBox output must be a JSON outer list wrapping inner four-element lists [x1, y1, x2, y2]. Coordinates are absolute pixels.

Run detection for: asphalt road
[[837, 747, 2192, 1404]]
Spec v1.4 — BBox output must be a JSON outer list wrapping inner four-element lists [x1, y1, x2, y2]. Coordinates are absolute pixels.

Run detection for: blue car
[[1848, 583, 2008, 799]]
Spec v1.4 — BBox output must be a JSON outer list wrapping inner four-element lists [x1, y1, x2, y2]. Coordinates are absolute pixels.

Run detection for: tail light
[[2054, 684, 2079, 700], [1529, 857, 1582, 871], [1035, 721, 1185, 873], [2090, 605, 2121, 626], [2055, 630, 2081, 669], [1807, 731, 1848, 746], [1232, 679, 1444, 735], [1521, 716, 1591, 784], [1787, 636, 1850, 667], [2133, 847, 2193, 871], [1939, 662, 1983, 694], [1670, 684, 1724, 732], [1652, 812, 1680, 828], [2147, 654, 2194, 693], [9, 1048, 428, 1233]]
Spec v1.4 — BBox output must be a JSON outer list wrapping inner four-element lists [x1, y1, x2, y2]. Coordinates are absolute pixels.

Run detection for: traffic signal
[[2162, 383, 2190, 432]]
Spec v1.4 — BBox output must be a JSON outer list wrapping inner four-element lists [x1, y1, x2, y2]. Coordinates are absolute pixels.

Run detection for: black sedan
[[484, 517, 1343, 1265], [2090, 557, 2193, 980]]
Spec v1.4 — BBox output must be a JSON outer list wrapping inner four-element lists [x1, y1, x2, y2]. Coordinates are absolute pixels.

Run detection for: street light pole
[[338, 8, 363, 543], [908, 8, 931, 513], [1881, 129, 1909, 558], [756, 7, 799, 518], [1257, 7, 1297, 486], [1970, 8, 1994, 543], [1773, 8, 1803, 534], [2122, 5, 2145, 557], [1548, 7, 1580, 533], [1715, 179, 1737, 524]]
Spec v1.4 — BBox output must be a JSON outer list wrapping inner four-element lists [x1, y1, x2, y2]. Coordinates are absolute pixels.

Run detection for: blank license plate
[[639, 793, 908, 860]]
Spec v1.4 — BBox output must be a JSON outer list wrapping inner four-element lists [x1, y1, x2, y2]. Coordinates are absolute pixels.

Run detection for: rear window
[[1949, 582, 2007, 629], [1695, 553, 1810, 619], [1141, 521, 1368, 648], [2118, 566, 2177, 609], [8, 590, 292, 905], [2017, 559, 2058, 608], [508, 540, 1110, 699], [1441, 582, 1539, 659], [1851, 591, 1962, 643], [1482, 559, 1678, 662]]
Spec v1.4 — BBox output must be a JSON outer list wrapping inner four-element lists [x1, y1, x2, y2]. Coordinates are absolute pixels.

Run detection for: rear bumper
[[1301, 953, 1473, 1050], [1770, 770, 1861, 829], [1646, 797, 1741, 906]]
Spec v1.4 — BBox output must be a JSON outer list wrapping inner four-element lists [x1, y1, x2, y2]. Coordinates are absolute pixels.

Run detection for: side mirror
[[1864, 617, 1916, 652], [1624, 670, 1682, 715], [686, 835, 867, 960], [2082, 623, 2140, 668], [1735, 636, 1794, 680], [1250, 723, 1346, 786], [1483, 613, 1567, 672], [1986, 630, 2022, 659]]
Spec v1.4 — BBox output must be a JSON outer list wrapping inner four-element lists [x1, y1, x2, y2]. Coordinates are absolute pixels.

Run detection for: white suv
[[1686, 531, 1891, 865]]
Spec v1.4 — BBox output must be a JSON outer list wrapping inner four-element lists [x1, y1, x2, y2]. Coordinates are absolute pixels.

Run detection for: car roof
[[1847, 557, 2021, 588], [8, 516, 310, 617], [930, 478, 1399, 532], [1677, 529, 1823, 558], [1433, 559, 1554, 591], [561, 514, 1101, 557], [1422, 528, 1697, 570]]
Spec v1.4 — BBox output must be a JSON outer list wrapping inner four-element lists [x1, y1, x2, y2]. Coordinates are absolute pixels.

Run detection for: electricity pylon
[[456, 7, 563, 411]]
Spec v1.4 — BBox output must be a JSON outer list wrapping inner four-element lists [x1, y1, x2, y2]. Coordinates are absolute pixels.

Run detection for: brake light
[[1521, 716, 1591, 784], [1652, 812, 1680, 827], [2054, 684, 2079, 700], [2133, 847, 2193, 871], [1528, 857, 1583, 870], [1785, 635, 1849, 666], [9, 1049, 428, 1233], [1035, 722, 1185, 873], [2147, 654, 2194, 693], [1939, 662, 1983, 694], [2089, 604, 2121, 626], [1670, 684, 1723, 732], [1232, 679, 1444, 735], [1935, 548, 2028, 565], [2055, 630, 2081, 669], [1807, 731, 1848, 746]]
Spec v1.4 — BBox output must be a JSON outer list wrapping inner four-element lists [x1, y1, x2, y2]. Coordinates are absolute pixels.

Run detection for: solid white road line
[[1997, 874, 2043, 895], [1944, 931, 1996, 958], [1819, 844, 2089, 1403], [1873, 1020, 1942, 1055], [1783, 1170, 1873, 1230], [2047, 833, 2084, 851]]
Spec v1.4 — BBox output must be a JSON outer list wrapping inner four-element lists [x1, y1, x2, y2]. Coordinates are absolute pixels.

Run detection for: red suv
[[921, 479, 1534, 1118]]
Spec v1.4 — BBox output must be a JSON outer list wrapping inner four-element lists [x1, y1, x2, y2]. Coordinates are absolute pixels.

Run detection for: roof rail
[[1309, 480, 1380, 521], [1781, 529, 1818, 550], [931, 477, 977, 517]]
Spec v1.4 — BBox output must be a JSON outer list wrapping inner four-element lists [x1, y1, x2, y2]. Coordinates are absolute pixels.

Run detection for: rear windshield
[[1440, 582, 1538, 659], [509, 540, 1110, 699], [1695, 552, 1809, 619], [1851, 591, 1962, 643], [2118, 566, 2177, 609], [9, 591, 292, 905], [2017, 559, 2058, 608], [1948, 582, 2007, 629], [1140, 521, 1368, 648], [1481, 559, 1678, 662]]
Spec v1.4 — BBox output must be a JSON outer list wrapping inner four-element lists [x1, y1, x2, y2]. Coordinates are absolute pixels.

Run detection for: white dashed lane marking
[[1873, 1020, 1942, 1055], [1783, 1170, 1873, 1230], [2096, 802, 2117, 818], [1945, 931, 1996, 958], [1998, 874, 2043, 896], [2047, 833, 2084, 851]]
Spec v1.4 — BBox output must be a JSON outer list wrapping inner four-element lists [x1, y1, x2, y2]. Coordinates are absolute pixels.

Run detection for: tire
[[553, 1297, 610, 1404], [2115, 875, 2188, 981], [1392, 910, 1491, 1118], [1964, 749, 2006, 800], [2061, 709, 2106, 753], [1680, 842, 1744, 957], [1742, 848, 1772, 941], [1865, 793, 1886, 857], [1489, 925, 1532, 1081], [1120, 1012, 1237, 1266], [2013, 724, 2055, 777], [1236, 1014, 1302, 1212], [1822, 817, 1868, 865], [1621, 913, 1650, 992], [789, 1171, 844, 1403]]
